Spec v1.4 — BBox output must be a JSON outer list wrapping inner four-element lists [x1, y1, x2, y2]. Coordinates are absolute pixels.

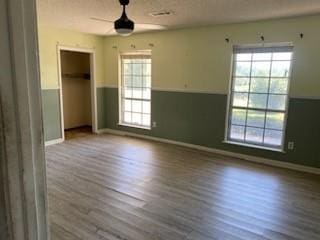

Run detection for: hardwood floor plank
[[47, 174, 192, 238], [50, 222, 81, 240], [46, 132, 320, 240]]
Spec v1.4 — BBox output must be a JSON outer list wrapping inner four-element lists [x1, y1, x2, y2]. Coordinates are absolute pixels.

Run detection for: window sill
[[223, 140, 286, 153], [118, 123, 151, 130]]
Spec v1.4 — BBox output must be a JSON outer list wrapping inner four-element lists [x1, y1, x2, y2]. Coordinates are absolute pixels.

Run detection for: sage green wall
[[42, 90, 61, 141], [97, 87, 108, 130], [99, 88, 320, 168]]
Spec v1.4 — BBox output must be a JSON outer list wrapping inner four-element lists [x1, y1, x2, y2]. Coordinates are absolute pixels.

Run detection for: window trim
[[118, 50, 152, 130], [223, 140, 286, 153], [117, 122, 151, 130], [224, 44, 294, 152]]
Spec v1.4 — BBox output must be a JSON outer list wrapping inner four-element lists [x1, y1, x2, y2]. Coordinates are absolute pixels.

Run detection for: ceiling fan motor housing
[[115, 17, 134, 32], [119, 0, 129, 6]]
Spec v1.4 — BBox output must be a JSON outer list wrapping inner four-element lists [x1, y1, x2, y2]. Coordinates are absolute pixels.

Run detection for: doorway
[[57, 46, 97, 141]]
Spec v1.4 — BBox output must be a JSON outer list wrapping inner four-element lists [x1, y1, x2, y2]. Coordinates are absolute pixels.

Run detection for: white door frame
[[56, 45, 98, 141]]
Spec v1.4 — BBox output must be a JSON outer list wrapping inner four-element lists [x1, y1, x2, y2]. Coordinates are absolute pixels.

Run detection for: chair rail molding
[[0, 0, 49, 239]]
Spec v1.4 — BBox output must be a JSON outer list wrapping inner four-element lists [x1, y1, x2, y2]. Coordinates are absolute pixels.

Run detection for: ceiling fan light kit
[[115, 0, 134, 36]]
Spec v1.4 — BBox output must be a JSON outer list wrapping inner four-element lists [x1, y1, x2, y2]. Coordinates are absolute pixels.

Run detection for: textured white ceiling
[[37, 0, 320, 36]]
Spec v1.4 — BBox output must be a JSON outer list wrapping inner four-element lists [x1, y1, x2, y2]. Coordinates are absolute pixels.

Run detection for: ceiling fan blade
[[135, 23, 167, 30], [91, 17, 166, 29], [105, 27, 116, 35], [90, 17, 114, 23]]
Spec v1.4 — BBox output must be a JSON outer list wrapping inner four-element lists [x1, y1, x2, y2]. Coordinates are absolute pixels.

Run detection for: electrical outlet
[[288, 142, 294, 150], [152, 121, 157, 128]]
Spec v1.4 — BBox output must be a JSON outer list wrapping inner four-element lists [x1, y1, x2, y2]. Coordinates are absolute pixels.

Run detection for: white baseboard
[[97, 128, 320, 175], [45, 138, 64, 146]]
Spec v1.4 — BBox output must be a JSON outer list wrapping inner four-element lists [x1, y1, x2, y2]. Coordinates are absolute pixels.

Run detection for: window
[[226, 45, 293, 150], [119, 52, 151, 129]]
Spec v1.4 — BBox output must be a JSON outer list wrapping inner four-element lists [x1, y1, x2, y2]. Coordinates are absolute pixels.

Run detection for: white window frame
[[118, 50, 152, 130], [225, 44, 294, 152]]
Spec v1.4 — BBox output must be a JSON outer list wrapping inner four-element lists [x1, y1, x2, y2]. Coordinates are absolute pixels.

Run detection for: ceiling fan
[[91, 0, 167, 36]]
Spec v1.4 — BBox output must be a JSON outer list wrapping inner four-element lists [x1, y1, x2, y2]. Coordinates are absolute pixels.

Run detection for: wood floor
[[46, 133, 320, 240]]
